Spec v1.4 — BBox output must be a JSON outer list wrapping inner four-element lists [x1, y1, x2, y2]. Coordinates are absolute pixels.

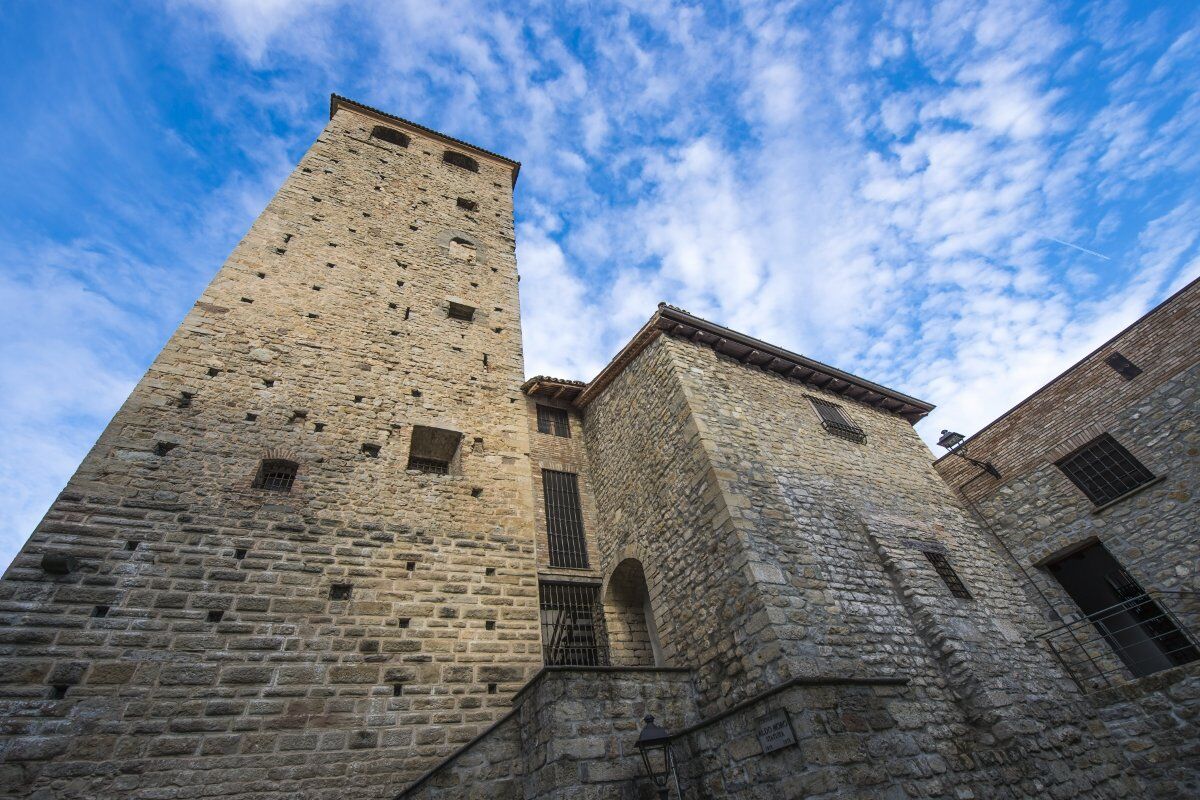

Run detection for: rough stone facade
[[1, 97, 1195, 799], [933, 276, 1200, 799]]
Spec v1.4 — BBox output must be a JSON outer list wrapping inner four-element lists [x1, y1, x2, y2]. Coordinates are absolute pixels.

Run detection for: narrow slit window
[[539, 582, 608, 666], [1056, 434, 1155, 506], [253, 459, 298, 492], [543, 470, 588, 568], [808, 396, 866, 443], [536, 405, 570, 438], [922, 551, 972, 599]]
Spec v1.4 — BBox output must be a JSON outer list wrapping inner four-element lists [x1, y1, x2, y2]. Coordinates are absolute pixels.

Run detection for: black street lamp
[[635, 715, 676, 799], [937, 430, 1001, 478]]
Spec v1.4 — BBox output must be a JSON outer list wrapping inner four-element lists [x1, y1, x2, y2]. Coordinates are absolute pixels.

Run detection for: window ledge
[[1091, 474, 1167, 515]]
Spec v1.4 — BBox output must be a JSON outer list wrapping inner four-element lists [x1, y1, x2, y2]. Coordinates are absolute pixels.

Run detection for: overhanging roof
[[329, 94, 521, 185], [524, 304, 935, 424]]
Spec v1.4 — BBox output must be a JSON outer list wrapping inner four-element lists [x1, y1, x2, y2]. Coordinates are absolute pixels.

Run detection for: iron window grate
[[1103, 352, 1142, 380], [408, 456, 449, 475], [543, 470, 588, 568], [254, 459, 297, 492], [536, 405, 571, 438], [923, 551, 972, 599], [808, 396, 866, 443], [1056, 434, 1154, 506], [539, 582, 608, 666]]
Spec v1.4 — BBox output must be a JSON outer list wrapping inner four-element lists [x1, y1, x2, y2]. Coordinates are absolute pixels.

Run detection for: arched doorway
[[603, 558, 663, 666]]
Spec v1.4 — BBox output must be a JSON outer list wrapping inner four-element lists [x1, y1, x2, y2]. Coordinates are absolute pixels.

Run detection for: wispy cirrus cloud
[[1, 0, 1198, 568]]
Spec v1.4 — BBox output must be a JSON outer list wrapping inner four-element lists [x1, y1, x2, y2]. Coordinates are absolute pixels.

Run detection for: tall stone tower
[[0, 96, 540, 798]]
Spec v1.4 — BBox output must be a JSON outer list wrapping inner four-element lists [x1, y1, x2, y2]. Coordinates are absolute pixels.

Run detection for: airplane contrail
[[1044, 236, 1111, 261]]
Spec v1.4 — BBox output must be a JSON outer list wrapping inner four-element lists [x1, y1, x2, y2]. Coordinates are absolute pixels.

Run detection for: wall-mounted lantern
[[937, 430, 1001, 478], [635, 715, 677, 799]]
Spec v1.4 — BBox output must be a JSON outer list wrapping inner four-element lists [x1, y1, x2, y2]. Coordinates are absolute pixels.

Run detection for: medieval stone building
[[0, 96, 1195, 799]]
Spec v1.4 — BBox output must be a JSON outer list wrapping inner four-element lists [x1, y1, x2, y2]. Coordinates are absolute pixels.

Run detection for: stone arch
[[602, 556, 664, 666]]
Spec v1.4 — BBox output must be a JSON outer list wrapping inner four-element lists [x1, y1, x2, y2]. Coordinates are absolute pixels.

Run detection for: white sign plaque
[[756, 708, 797, 754]]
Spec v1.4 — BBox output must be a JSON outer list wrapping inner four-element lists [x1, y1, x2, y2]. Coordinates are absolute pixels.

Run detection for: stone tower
[[0, 96, 540, 798]]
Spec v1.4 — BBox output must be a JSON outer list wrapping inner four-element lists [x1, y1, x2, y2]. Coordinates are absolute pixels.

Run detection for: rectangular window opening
[[536, 405, 571, 438], [207, 610, 224, 623], [543, 470, 588, 569], [808, 396, 866, 443], [1104, 352, 1142, 380], [538, 582, 608, 666], [922, 551, 972, 599], [330, 584, 352, 601], [92, 605, 110, 618], [456, 197, 478, 211], [1056, 434, 1155, 507]]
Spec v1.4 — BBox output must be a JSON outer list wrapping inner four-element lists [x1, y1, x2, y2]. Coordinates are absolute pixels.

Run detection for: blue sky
[[1, 0, 1198, 569]]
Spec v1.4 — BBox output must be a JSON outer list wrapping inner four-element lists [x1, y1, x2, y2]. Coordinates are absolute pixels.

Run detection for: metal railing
[[1039, 590, 1199, 691]]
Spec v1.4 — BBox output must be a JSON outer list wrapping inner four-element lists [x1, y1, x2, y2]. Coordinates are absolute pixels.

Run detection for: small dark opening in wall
[[411, 389, 421, 397], [485, 567, 495, 576], [207, 367, 220, 377], [330, 584, 352, 601], [487, 683, 497, 694], [447, 301, 475, 321], [456, 197, 478, 211], [370, 126, 410, 148], [406, 561, 416, 571], [263, 379, 275, 387], [443, 150, 479, 172], [51, 685, 69, 699], [1104, 352, 1143, 380], [154, 442, 178, 457], [393, 683, 403, 696], [241, 297, 253, 303], [207, 610, 224, 623], [92, 605, 109, 618], [398, 618, 410, 629], [482, 354, 489, 368], [245, 413, 257, 422], [326, 262, 336, 268], [404, 307, 411, 320], [396, 280, 405, 288], [307, 313, 319, 319], [362, 443, 381, 458], [256, 272, 266, 278], [485, 620, 495, 630], [390, 330, 400, 336], [275, 247, 287, 255], [471, 487, 483, 498], [290, 410, 308, 422], [178, 392, 194, 408], [314, 423, 325, 432], [389, 302, 398, 309], [125, 541, 139, 551], [312, 285, 322, 291], [283, 233, 293, 243], [354, 395, 364, 403], [235, 548, 247, 560]]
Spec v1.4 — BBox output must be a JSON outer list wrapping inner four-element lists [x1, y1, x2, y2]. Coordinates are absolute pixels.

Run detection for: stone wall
[[933, 277, 1200, 797], [0, 101, 541, 798]]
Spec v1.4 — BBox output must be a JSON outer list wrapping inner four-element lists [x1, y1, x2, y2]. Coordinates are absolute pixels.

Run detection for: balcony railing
[[1039, 590, 1200, 691]]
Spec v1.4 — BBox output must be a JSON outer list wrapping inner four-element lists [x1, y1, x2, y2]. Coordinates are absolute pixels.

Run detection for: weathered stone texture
[[934, 277, 1200, 793], [0, 101, 540, 798]]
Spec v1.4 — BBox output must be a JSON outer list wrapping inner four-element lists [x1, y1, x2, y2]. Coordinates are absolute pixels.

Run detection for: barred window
[[539, 582, 608, 666], [443, 150, 479, 172], [536, 405, 570, 438], [543, 470, 587, 568], [370, 125, 409, 148], [923, 551, 972, 599], [407, 456, 449, 475], [808, 396, 866, 443], [254, 459, 297, 492], [1103, 352, 1142, 380], [1056, 434, 1155, 506]]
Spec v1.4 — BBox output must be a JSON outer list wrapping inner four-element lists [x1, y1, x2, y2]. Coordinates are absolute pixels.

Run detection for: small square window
[[207, 610, 224, 623], [125, 541, 139, 551], [808, 396, 866, 444], [1056, 434, 1155, 506], [448, 301, 475, 321], [234, 548, 248, 560], [398, 618, 410, 629], [362, 443, 381, 458], [536, 405, 571, 438], [254, 459, 297, 492], [92, 605, 110, 618], [330, 584, 352, 601], [485, 620, 496, 630], [456, 197, 478, 211]]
